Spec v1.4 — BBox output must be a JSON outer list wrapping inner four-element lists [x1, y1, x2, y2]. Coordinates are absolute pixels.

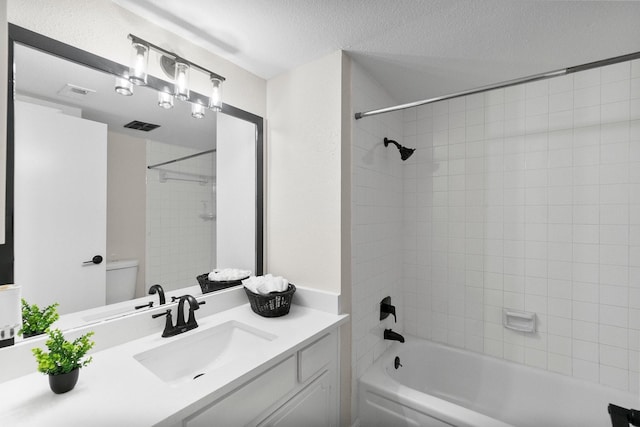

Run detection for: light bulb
[[174, 61, 190, 101], [158, 91, 174, 109], [115, 77, 133, 96], [191, 103, 206, 119], [209, 77, 222, 111], [129, 41, 149, 85]]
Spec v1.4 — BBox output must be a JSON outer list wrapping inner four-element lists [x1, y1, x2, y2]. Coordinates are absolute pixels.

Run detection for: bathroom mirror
[[1, 25, 263, 325]]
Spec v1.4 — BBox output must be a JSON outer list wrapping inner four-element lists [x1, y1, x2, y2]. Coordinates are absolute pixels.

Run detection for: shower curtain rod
[[354, 50, 640, 120], [147, 148, 216, 170]]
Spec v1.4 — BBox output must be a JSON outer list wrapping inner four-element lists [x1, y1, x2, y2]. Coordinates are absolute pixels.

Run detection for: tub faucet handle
[[380, 296, 396, 322]]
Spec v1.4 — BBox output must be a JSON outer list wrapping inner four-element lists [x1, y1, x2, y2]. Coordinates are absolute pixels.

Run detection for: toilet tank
[[105, 259, 139, 304]]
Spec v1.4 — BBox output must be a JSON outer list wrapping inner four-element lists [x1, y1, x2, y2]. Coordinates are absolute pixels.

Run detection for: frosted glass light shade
[[158, 91, 174, 109], [209, 77, 222, 111], [129, 42, 149, 86], [115, 77, 133, 96], [174, 61, 190, 101]]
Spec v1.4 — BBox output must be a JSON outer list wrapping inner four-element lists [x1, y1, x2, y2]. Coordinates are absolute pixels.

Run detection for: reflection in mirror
[[6, 25, 263, 328]]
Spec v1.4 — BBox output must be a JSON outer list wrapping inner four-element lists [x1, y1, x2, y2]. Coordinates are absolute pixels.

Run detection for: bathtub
[[358, 336, 638, 427]]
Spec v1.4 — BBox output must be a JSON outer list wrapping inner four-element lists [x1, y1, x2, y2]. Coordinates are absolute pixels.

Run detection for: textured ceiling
[[113, 0, 640, 105]]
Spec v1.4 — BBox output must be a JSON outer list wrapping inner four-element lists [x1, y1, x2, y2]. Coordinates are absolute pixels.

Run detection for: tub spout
[[384, 329, 405, 343]]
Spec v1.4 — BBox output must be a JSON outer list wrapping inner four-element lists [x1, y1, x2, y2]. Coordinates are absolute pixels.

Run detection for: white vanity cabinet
[[179, 331, 339, 427]]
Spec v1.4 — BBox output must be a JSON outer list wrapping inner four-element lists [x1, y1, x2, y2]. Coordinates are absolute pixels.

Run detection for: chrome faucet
[[151, 294, 205, 338]]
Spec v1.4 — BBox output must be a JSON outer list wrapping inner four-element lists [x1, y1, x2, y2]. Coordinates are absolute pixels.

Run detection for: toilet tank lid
[[106, 259, 139, 270]]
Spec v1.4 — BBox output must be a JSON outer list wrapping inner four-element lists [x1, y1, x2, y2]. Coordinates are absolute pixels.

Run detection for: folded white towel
[[243, 274, 289, 295], [208, 268, 252, 282]]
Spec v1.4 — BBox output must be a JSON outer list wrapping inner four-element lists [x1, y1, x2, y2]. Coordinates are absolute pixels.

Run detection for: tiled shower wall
[[351, 61, 405, 423], [403, 59, 640, 393], [146, 141, 216, 292]]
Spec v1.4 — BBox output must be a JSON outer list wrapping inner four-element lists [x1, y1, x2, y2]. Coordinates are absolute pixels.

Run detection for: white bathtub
[[358, 336, 638, 427]]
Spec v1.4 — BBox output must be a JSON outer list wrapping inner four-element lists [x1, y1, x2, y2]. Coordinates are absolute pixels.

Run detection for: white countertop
[[0, 303, 347, 427]]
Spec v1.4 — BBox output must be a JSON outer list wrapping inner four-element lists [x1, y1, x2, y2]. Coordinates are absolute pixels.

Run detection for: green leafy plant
[[20, 299, 60, 337], [32, 329, 95, 375]]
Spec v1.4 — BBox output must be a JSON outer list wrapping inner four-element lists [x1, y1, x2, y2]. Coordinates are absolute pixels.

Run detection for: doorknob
[[82, 255, 103, 266]]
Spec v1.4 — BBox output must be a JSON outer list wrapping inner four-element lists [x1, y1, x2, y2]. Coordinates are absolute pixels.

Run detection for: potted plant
[[20, 299, 59, 338], [32, 328, 95, 394]]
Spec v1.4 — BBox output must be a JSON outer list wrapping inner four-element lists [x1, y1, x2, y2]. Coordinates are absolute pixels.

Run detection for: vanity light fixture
[[124, 34, 226, 116]]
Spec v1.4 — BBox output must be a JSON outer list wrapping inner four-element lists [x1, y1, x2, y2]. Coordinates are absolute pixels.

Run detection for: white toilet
[[106, 259, 139, 304]]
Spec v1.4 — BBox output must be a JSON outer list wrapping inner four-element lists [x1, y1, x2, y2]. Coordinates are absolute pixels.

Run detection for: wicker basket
[[197, 273, 248, 294], [244, 284, 296, 317]]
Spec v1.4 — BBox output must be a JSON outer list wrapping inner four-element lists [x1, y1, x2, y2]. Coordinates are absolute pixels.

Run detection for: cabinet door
[[258, 370, 332, 427], [184, 356, 296, 427]]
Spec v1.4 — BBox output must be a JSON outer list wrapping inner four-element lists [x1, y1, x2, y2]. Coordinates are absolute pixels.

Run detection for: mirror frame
[[1, 24, 264, 285]]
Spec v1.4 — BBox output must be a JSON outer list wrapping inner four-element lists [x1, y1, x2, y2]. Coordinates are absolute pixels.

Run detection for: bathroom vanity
[[0, 287, 347, 426]]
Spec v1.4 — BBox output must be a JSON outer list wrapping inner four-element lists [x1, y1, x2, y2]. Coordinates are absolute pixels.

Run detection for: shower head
[[384, 138, 415, 161]]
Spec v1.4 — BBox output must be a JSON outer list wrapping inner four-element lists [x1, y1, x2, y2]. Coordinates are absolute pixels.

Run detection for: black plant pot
[[48, 368, 79, 394], [23, 331, 44, 339]]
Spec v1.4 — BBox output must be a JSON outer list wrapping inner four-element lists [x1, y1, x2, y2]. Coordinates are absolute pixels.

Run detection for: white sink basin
[[134, 320, 277, 386]]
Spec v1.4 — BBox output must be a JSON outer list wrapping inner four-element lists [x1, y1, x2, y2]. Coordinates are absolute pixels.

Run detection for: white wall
[[7, 0, 266, 118], [266, 51, 344, 293], [106, 131, 146, 296], [350, 60, 405, 423], [403, 59, 640, 393]]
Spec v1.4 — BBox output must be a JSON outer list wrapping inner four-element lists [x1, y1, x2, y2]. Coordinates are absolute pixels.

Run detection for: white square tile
[[575, 86, 601, 108], [548, 315, 572, 337], [549, 91, 573, 112], [574, 106, 600, 128], [600, 324, 628, 348], [600, 365, 629, 391], [573, 300, 599, 321], [574, 69, 601, 89], [600, 344, 630, 369], [525, 347, 548, 369], [573, 339, 598, 362], [548, 353, 572, 375], [549, 110, 574, 131], [600, 225, 629, 245], [600, 304, 629, 328], [602, 80, 631, 104], [602, 62, 631, 83], [602, 101, 630, 124], [573, 358, 599, 382], [573, 319, 599, 342]]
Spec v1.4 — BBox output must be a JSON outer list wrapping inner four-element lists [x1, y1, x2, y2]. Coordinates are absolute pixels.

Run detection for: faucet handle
[[152, 309, 175, 338], [380, 296, 397, 323], [151, 309, 171, 319], [135, 301, 153, 310]]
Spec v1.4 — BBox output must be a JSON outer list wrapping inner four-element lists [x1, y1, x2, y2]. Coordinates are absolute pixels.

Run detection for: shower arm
[[383, 138, 401, 150]]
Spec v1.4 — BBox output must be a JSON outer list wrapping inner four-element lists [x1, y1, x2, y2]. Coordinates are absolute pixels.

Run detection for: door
[[15, 101, 107, 314]]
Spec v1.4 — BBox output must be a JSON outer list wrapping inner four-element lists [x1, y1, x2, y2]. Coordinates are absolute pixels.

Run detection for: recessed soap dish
[[502, 309, 536, 333]]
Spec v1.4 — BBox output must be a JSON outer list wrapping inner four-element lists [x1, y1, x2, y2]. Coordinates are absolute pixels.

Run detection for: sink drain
[[193, 373, 206, 380]]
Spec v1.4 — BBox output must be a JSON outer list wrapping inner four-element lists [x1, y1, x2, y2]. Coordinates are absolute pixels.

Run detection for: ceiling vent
[[57, 83, 96, 98], [123, 120, 161, 132]]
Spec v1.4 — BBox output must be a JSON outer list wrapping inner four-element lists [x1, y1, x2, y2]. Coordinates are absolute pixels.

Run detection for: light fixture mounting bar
[[128, 34, 225, 82]]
